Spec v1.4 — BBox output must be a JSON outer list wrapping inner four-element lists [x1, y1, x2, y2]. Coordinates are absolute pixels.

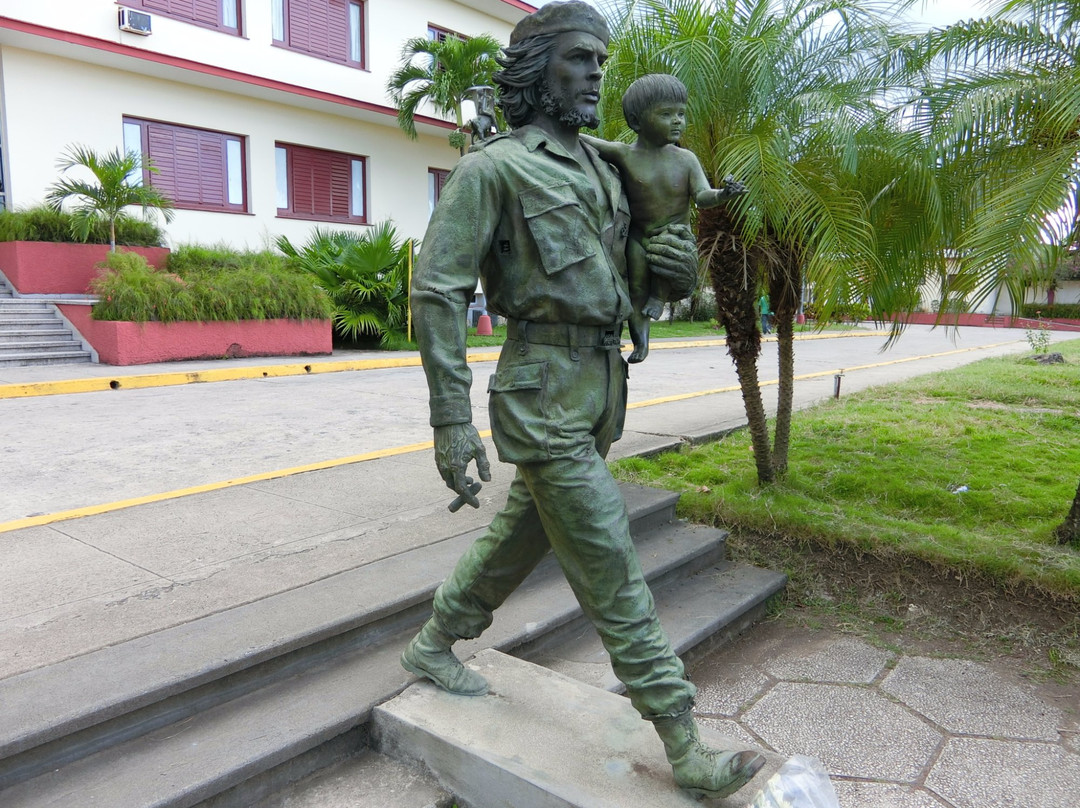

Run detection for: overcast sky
[[532, 0, 991, 30]]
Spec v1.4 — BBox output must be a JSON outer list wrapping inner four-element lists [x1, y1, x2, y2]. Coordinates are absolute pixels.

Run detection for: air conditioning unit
[[118, 8, 152, 35]]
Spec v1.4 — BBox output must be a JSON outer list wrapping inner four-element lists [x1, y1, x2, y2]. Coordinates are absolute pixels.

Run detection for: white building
[[0, 0, 534, 249]]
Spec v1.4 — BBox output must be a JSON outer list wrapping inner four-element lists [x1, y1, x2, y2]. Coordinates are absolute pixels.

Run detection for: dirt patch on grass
[[728, 529, 1080, 681]]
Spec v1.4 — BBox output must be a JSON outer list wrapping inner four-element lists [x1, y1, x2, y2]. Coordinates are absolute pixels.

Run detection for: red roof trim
[[499, 0, 537, 10], [0, 15, 454, 130]]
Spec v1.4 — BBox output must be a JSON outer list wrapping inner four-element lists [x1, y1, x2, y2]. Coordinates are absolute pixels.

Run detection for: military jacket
[[412, 125, 633, 427]]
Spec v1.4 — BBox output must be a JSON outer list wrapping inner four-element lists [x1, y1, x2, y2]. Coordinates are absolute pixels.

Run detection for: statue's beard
[[539, 85, 600, 130]]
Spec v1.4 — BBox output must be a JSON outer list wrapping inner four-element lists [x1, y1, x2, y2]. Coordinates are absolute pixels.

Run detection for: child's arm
[[686, 152, 746, 208], [581, 134, 629, 163]]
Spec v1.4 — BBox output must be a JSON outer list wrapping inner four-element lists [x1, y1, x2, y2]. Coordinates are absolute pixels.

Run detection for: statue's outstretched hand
[[434, 423, 491, 511], [644, 223, 698, 300]]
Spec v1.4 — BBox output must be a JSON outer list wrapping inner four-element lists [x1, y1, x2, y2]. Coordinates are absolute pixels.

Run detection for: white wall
[[0, 1, 524, 248]]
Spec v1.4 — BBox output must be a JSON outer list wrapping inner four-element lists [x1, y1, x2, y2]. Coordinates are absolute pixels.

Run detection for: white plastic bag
[[749, 755, 840, 808]]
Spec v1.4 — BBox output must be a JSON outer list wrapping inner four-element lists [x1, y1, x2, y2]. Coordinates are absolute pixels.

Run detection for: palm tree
[[600, 0, 915, 483], [45, 145, 174, 251], [277, 222, 414, 346], [890, 0, 1080, 319], [387, 33, 502, 155], [898, 0, 1080, 545]]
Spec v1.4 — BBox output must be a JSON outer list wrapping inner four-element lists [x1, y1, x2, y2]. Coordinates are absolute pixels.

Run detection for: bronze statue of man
[[403, 1, 765, 799]]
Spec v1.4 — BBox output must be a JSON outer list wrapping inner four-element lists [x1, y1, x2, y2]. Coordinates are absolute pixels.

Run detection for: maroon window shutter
[[135, 0, 233, 30], [287, 0, 349, 62], [288, 145, 353, 219], [145, 122, 233, 210]]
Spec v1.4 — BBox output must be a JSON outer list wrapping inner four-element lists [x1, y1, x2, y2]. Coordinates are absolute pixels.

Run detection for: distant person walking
[[758, 292, 772, 334]]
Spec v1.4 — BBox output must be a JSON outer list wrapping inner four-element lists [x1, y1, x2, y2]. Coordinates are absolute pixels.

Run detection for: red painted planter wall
[[59, 305, 332, 366], [0, 241, 170, 294]]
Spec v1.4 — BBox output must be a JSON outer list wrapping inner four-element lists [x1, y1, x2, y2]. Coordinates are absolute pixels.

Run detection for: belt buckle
[[601, 327, 619, 347]]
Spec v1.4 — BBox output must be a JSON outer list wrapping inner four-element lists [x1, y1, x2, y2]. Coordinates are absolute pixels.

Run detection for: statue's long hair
[[494, 33, 559, 129]]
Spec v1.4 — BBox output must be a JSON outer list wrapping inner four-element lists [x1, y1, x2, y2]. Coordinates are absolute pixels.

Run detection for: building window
[[124, 117, 246, 212], [427, 24, 462, 42], [272, 0, 365, 67], [429, 167, 450, 215], [125, 1, 241, 35], [276, 143, 367, 223]]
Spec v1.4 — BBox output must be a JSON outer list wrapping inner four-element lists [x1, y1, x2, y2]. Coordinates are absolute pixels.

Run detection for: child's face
[[637, 102, 687, 146]]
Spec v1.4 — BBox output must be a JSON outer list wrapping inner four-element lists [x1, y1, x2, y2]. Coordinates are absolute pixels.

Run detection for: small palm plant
[[387, 33, 501, 154], [277, 221, 414, 345], [45, 144, 174, 251]]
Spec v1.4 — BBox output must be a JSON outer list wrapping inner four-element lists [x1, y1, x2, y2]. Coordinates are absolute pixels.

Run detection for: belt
[[506, 319, 623, 348]]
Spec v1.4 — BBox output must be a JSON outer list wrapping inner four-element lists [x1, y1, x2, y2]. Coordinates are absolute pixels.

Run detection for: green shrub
[[90, 247, 333, 322], [277, 221, 413, 345], [0, 205, 165, 246], [1021, 302, 1080, 320]]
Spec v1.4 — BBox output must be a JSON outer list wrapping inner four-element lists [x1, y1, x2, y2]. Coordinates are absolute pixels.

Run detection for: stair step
[[373, 649, 785, 808], [0, 487, 783, 808], [0, 340, 81, 352], [0, 330, 71, 341], [0, 352, 92, 367]]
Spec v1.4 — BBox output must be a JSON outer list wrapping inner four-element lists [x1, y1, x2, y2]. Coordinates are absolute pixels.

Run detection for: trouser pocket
[[488, 359, 550, 463]]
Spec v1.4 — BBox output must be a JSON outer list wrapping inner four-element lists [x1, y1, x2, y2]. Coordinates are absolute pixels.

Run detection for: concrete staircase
[[0, 277, 92, 366], [0, 485, 785, 808]]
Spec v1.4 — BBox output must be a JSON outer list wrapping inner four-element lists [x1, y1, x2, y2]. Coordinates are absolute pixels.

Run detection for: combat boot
[[654, 713, 765, 799], [400, 618, 488, 696]]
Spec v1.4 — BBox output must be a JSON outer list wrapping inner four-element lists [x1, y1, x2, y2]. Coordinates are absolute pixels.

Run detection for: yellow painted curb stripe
[[0, 430, 493, 533], [628, 340, 1016, 409], [0, 351, 504, 399], [0, 332, 887, 400]]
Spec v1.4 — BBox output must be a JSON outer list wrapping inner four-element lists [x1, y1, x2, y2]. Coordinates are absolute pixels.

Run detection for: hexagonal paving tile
[[926, 738, 1080, 808], [832, 780, 949, 808], [762, 635, 892, 684], [882, 656, 1063, 740], [692, 664, 770, 717], [743, 682, 941, 780]]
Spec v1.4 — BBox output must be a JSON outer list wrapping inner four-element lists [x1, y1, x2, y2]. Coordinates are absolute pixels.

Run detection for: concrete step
[[0, 300, 52, 311], [0, 329, 71, 342], [0, 316, 63, 327], [374, 649, 786, 808], [0, 351, 92, 367], [0, 485, 783, 808], [0, 340, 82, 353]]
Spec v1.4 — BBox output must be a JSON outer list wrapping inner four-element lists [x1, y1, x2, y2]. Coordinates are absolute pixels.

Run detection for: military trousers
[[431, 332, 697, 721]]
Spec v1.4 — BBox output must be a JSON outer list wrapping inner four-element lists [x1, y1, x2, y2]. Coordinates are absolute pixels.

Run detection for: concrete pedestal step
[[374, 649, 785, 808], [0, 485, 785, 808]]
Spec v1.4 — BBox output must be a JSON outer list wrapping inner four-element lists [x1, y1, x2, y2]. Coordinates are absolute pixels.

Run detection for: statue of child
[[585, 74, 746, 362]]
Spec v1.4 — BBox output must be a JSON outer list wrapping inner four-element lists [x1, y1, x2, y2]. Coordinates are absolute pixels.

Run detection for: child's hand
[[719, 175, 748, 195]]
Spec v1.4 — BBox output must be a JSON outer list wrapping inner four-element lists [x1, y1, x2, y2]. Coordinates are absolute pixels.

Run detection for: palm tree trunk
[[700, 206, 773, 484], [769, 249, 802, 477], [1053, 478, 1080, 546]]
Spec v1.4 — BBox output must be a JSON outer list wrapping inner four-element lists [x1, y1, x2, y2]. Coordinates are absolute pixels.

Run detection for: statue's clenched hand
[[434, 423, 491, 510], [644, 223, 698, 300]]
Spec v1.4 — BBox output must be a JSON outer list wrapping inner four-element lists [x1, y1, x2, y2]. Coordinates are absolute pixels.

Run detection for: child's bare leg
[[643, 274, 670, 321], [627, 237, 651, 363]]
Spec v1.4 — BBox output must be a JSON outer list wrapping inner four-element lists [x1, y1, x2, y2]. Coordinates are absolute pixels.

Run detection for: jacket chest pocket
[[519, 182, 596, 276]]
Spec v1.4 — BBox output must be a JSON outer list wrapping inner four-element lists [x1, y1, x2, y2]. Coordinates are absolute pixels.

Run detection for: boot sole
[[400, 651, 489, 697], [681, 753, 767, 800]]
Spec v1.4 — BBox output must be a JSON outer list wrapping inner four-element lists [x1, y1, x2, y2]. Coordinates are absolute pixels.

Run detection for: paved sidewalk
[[2, 325, 1077, 807], [691, 622, 1080, 808]]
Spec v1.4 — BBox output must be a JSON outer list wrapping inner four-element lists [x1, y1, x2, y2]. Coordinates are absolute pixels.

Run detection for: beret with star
[[509, 1, 610, 46]]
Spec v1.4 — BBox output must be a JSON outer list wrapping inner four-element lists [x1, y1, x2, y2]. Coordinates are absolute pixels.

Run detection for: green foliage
[[45, 144, 174, 250], [898, 0, 1080, 320], [0, 205, 164, 246], [612, 340, 1080, 602], [90, 247, 333, 323], [277, 222, 414, 345], [1021, 302, 1080, 320], [386, 33, 501, 147]]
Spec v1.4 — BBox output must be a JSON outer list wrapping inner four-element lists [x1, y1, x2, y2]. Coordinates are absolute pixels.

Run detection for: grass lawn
[[612, 339, 1080, 606]]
